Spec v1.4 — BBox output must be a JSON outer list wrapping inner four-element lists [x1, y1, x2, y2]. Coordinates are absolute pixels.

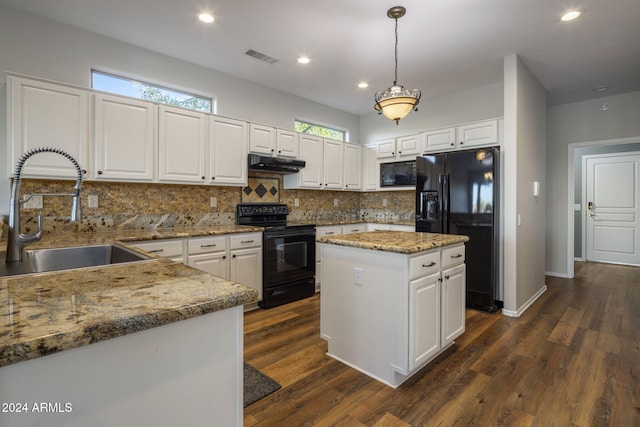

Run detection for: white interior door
[[585, 153, 640, 266]]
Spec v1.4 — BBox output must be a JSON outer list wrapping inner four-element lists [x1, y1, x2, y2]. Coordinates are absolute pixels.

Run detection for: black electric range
[[236, 203, 316, 308]]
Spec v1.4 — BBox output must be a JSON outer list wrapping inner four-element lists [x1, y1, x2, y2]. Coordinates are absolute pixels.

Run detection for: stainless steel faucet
[[6, 147, 83, 262]]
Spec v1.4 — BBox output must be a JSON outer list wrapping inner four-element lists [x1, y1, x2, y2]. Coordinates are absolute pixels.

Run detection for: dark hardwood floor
[[244, 262, 640, 426]]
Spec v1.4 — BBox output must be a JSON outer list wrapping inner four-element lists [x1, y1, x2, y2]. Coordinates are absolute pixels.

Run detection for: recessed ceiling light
[[297, 56, 310, 64], [198, 13, 214, 23], [561, 10, 581, 21], [358, 82, 369, 89]]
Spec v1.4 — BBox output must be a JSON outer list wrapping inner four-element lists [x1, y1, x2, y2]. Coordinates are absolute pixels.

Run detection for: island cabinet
[[319, 231, 467, 388]]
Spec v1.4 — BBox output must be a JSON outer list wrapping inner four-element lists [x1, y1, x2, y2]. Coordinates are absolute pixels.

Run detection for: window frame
[[294, 119, 348, 142], [91, 69, 214, 114]]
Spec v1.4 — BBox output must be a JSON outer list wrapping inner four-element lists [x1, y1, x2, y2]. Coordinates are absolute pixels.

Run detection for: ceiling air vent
[[245, 49, 278, 64]]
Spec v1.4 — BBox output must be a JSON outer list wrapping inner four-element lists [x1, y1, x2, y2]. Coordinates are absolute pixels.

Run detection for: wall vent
[[245, 49, 278, 64]]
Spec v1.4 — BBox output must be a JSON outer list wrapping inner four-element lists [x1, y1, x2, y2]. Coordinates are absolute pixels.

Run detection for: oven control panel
[[237, 203, 288, 217]]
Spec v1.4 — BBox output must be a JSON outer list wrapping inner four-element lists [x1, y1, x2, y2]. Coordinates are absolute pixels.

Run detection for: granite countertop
[[314, 219, 414, 227], [0, 225, 262, 368], [317, 230, 469, 254]]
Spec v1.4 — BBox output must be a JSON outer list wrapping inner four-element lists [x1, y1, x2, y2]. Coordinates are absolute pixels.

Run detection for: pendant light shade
[[374, 6, 420, 124]]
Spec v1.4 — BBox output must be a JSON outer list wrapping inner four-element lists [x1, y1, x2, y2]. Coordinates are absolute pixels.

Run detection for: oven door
[[263, 228, 315, 286]]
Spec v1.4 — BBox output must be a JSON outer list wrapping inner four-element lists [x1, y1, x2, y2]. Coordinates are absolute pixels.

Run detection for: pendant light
[[374, 6, 421, 125]]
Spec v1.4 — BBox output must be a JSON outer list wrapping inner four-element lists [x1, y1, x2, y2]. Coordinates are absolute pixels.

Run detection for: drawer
[[229, 232, 262, 250], [342, 224, 366, 234], [187, 236, 227, 255], [441, 245, 465, 269], [409, 251, 440, 280], [317, 226, 342, 238], [132, 239, 183, 258]]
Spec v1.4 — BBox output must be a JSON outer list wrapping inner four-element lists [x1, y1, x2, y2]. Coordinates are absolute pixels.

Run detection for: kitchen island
[[318, 230, 468, 388], [0, 226, 260, 427]]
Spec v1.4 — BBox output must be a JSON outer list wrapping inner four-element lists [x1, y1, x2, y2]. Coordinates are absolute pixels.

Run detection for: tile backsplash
[[12, 175, 413, 234]]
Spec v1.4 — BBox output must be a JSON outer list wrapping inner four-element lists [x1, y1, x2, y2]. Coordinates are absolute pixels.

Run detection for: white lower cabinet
[[131, 238, 184, 263], [409, 272, 441, 370], [131, 232, 262, 303], [441, 263, 466, 346], [320, 242, 466, 388]]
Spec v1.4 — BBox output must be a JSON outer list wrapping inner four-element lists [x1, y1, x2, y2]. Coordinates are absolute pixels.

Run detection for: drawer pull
[[451, 254, 463, 258], [148, 249, 164, 253], [241, 240, 255, 244], [200, 244, 217, 248], [325, 232, 335, 235], [351, 229, 360, 232], [422, 261, 436, 268]]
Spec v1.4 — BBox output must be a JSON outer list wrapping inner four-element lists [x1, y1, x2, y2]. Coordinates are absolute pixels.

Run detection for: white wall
[[359, 81, 504, 145], [546, 90, 640, 276], [0, 5, 359, 139], [503, 55, 547, 315]]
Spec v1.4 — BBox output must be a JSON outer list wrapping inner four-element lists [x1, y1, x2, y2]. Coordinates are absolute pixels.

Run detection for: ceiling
[[2, 0, 639, 116]]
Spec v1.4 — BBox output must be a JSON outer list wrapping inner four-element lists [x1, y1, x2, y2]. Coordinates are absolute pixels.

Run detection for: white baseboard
[[502, 285, 547, 317], [545, 271, 571, 278]]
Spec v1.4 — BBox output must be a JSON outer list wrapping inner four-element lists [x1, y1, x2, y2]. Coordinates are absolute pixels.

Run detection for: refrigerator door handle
[[442, 173, 450, 233]]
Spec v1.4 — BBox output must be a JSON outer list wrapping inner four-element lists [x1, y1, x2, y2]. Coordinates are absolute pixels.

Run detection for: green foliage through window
[[92, 70, 212, 113], [295, 120, 346, 141]]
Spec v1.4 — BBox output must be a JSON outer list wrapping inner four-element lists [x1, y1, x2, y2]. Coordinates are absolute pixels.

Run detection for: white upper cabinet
[[285, 134, 323, 188], [248, 123, 275, 155], [285, 136, 345, 189], [376, 134, 421, 160], [322, 138, 344, 189], [421, 127, 456, 153], [7, 75, 89, 178], [275, 129, 299, 158], [421, 119, 501, 154], [249, 123, 298, 158], [343, 143, 362, 190], [457, 119, 499, 149], [93, 93, 156, 181], [158, 105, 208, 183], [209, 116, 248, 186]]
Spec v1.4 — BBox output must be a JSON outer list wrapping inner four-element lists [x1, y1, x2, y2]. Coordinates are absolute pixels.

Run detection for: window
[[295, 120, 346, 141], [91, 70, 213, 113]]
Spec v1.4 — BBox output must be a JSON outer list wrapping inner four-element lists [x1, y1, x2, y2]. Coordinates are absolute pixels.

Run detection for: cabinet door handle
[[202, 176, 206, 180], [460, 141, 464, 145], [222, 255, 227, 259], [232, 254, 236, 258], [200, 244, 217, 248], [97, 170, 103, 175], [422, 261, 436, 268], [445, 275, 450, 280], [240, 240, 255, 244], [451, 254, 463, 258]]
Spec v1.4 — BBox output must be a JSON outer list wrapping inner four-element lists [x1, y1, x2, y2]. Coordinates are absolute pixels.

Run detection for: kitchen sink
[[0, 244, 151, 277]]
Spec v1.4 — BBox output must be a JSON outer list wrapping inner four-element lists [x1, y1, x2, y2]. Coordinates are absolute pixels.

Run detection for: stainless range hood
[[247, 154, 305, 174]]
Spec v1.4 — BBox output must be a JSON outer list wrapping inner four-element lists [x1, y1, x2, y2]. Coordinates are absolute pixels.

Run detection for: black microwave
[[380, 160, 416, 187]]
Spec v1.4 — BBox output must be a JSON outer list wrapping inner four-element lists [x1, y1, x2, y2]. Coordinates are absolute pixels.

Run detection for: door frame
[[581, 151, 640, 264], [567, 136, 640, 278]]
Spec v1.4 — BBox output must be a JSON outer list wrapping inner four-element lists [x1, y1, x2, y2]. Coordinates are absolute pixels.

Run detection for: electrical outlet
[[382, 198, 388, 207], [294, 198, 300, 207], [88, 195, 99, 208], [210, 197, 217, 208], [354, 267, 363, 285], [23, 194, 43, 209], [334, 199, 338, 207]]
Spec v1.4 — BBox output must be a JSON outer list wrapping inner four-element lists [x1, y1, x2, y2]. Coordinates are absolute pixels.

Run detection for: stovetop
[[236, 203, 315, 230]]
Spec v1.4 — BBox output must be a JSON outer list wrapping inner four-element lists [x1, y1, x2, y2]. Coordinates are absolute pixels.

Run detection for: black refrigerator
[[416, 147, 500, 312]]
